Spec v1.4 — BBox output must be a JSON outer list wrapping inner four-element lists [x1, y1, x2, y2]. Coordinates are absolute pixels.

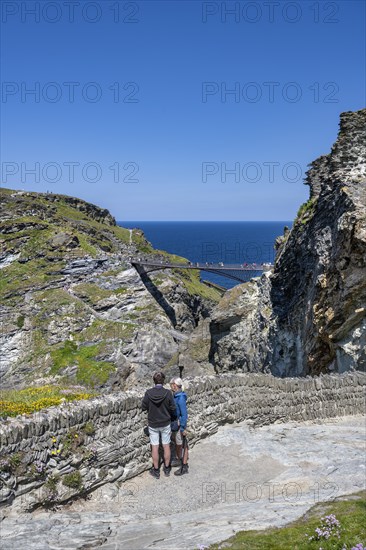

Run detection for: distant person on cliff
[[170, 377, 189, 476], [142, 371, 176, 479]]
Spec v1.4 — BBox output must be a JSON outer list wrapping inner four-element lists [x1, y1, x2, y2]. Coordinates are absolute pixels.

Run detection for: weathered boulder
[[208, 273, 272, 373]]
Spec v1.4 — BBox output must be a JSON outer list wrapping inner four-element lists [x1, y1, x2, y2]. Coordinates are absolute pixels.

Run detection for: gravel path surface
[[1, 416, 365, 549]]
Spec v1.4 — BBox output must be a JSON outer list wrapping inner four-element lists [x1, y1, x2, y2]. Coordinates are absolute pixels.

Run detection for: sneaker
[[149, 467, 160, 479], [170, 458, 181, 467], [163, 464, 171, 476], [174, 464, 189, 476]]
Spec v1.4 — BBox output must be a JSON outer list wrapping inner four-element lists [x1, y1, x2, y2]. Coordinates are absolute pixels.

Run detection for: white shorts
[[149, 424, 171, 445]]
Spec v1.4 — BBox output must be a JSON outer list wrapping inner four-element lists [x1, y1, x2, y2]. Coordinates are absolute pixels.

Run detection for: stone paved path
[[1, 416, 365, 549]]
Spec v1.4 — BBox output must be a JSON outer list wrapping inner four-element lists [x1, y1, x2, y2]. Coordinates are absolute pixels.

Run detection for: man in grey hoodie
[[142, 371, 176, 479]]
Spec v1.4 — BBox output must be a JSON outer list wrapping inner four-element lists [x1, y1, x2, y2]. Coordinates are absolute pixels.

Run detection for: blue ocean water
[[118, 221, 291, 289]]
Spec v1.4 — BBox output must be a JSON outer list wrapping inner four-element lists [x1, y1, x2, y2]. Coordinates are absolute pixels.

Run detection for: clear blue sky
[[1, 0, 365, 220]]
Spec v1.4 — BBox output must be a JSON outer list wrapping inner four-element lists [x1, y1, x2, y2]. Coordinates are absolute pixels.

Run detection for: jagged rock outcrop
[[271, 108, 366, 376], [204, 109, 366, 377], [0, 189, 220, 391], [208, 273, 272, 373]]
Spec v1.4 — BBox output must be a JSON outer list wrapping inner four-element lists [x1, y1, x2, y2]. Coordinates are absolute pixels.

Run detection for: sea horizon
[[119, 220, 292, 223], [119, 220, 290, 289]]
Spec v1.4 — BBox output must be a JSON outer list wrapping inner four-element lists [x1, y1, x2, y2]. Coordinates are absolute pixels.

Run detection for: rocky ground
[[1, 415, 365, 549]]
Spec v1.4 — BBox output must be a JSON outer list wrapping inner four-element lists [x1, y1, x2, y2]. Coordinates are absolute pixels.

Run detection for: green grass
[[175, 268, 221, 302], [75, 232, 98, 256], [19, 319, 135, 387], [295, 197, 318, 226], [210, 492, 366, 550], [50, 340, 115, 388], [100, 268, 126, 277], [0, 190, 138, 313], [19, 228, 54, 260], [52, 202, 91, 222], [151, 276, 165, 286], [16, 315, 25, 328], [0, 187, 14, 195], [115, 287, 128, 295], [75, 345, 115, 387], [1, 215, 49, 229], [77, 319, 135, 343], [50, 340, 78, 371], [131, 229, 154, 253], [110, 224, 131, 245], [37, 287, 77, 310], [1, 190, 132, 264], [73, 282, 114, 304], [148, 250, 221, 301], [0, 258, 66, 300], [1, 219, 50, 252], [73, 283, 128, 305], [62, 470, 83, 489]]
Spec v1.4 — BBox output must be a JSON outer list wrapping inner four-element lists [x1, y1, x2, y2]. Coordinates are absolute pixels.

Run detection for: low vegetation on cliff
[[0, 188, 220, 405], [212, 491, 366, 550]]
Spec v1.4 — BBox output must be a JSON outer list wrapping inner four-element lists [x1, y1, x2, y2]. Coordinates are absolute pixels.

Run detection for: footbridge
[[131, 260, 273, 284]]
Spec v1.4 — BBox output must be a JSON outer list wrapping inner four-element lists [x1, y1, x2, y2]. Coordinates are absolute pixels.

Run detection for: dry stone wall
[[0, 371, 365, 510]]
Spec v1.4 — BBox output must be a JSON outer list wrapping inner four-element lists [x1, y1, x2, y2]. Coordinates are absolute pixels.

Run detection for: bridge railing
[[132, 260, 273, 271]]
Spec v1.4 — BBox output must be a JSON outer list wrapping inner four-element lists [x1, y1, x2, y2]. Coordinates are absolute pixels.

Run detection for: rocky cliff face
[[271, 108, 366, 376], [205, 109, 366, 377], [207, 273, 272, 373], [0, 190, 220, 391]]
